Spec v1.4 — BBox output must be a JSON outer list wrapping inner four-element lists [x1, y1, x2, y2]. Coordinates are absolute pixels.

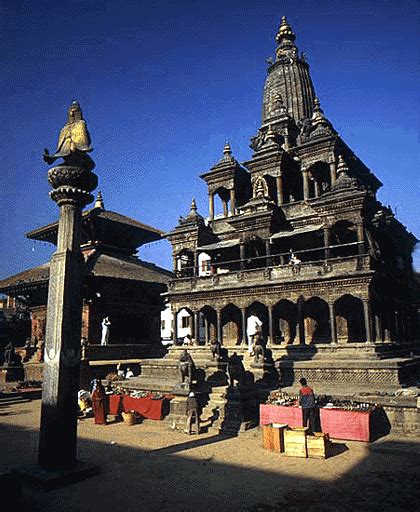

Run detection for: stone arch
[[246, 301, 269, 341], [334, 294, 366, 342], [273, 299, 298, 344], [200, 305, 217, 344], [221, 303, 242, 346], [308, 161, 331, 197], [303, 297, 331, 343], [213, 186, 231, 217], [176, 249, 194, 277]]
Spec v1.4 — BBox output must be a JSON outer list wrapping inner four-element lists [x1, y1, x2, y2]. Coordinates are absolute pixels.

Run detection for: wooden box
[[284, 427, 308, 458], [307, 432, 331, 459], [262, 424, 287, 452]]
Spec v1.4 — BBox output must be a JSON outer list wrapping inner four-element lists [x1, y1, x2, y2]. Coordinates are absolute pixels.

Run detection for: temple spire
[[276, 16, 296, 45], [190, 198, 197, 213], [94, 190, 104, 209]]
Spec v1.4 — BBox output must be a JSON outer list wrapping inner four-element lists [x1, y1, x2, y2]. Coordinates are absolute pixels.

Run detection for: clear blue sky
[[1, 0, 419, 279]]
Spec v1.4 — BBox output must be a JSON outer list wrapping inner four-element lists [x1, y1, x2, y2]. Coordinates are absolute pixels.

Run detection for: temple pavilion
[[163, 17, 419, 391]]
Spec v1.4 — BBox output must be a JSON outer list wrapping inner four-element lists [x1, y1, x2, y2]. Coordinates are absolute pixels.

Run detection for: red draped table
[[108, 394, 172, 420], [260, 404, 372, 442]]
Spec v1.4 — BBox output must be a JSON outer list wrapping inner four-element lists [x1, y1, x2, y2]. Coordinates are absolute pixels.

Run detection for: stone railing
[[169, 254, 371, 293]]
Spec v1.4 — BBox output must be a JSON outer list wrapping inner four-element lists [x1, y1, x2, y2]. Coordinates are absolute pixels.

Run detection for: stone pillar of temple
[[297, 300, 305, 344], [204, 316, 209, 345], [276, 174, 284, 205], [216, 309, 222, 344], [328, 302, 337, 344], [173, 310, 178, 345], [209, 193, 214, 220], [265, 239, 272, 267], [323, 228, 331, 260], [241, 308, 247, 345], [193, 311, 200, 343], [267, 305, 274, 346], [222, 198, 228, 217], [314, 179, 320, 198], [230, 189, 236, 215], [240, 243, 245, 270], [363, 299, 373, 344], [329, 160, 337, 185], [356, 223, 365, 255], [38, 103, 98, 471], [302, 169, 310, 200]]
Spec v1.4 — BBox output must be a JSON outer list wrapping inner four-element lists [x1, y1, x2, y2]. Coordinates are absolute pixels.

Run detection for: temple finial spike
[[337, 155, 349, 174], [223, 140, 232, 156], [276, 15, 296, 44], [190, 198, 197, 212], [94, 190, 104, 209]]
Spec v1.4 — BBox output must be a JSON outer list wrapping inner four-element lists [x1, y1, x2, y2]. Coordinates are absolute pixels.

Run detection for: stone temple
[[144, 16, 420, 397]]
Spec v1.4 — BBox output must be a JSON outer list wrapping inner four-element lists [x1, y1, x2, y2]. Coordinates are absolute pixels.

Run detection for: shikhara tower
[[166, 17, 419, 391]]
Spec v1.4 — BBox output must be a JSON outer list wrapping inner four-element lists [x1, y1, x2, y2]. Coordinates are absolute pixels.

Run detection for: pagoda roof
[[0, 253, 172, 295], [26, 207, 163, 250]]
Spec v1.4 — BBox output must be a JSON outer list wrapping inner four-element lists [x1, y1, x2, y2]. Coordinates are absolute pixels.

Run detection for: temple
[[163, 17, 419, 392], [0, 191, 172, 363]]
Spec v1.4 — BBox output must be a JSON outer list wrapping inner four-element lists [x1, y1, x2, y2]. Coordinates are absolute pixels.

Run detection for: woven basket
[[121, 411, 136, 426]]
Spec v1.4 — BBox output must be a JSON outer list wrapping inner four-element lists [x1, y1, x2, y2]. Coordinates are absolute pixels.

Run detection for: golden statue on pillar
[[43, 101, 93, 167]]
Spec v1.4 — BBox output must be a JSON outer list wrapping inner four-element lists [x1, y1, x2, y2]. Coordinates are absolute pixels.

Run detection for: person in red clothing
[[91, 379, 108, 425], [299, 377, 316, 434]]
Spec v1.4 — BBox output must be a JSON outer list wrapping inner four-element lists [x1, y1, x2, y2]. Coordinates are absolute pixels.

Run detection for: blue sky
[[1, 0, 419, 279]]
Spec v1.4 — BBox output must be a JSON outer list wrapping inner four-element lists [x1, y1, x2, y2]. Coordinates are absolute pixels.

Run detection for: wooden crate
[[262, 424, 287, 452], [284, 427, 308, 458], [307, 432, 331, 459]]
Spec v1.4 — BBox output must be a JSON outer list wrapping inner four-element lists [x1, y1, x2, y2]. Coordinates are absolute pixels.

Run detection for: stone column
[[209, 193, 214, 220], [314, 180, 320, 198], [302, 169, 310, 200], [265, 239, 272, 267], [356, 223, 365, 255], [38, 157, 97, 470], [329, 302, 337, 344], [297, 300, 305, 345], [216, 309, 222, 344], [329, 160, 337, 185], [241, 308, 247, 345], [363, 299, 373, 344], [204, 316, 209, 345], [240, 242, 245, 270], [230, 189, 236, 215], [194, 311, 200, 344], [267, 305, 274, 346], [172, 254, 178, 272], [323, 228, 331, 260], [276, 174, 284, 205], [173, 310, 178, 345]]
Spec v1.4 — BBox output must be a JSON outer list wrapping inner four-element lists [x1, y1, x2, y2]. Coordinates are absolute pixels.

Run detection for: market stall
[[260, 392, 376, 442], [108, 392, 173, 420]]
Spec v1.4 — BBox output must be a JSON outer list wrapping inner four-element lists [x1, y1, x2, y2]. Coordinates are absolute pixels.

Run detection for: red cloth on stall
[[108, 394, 173, 420], [259, 404, 303, 427], [319, 408, 371, 442]]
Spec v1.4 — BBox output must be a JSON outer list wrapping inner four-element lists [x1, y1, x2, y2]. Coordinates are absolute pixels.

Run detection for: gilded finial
[[276, 16, 296, 44], [190, 198, 197, 212], [94, 190, 104, 209], [337, 155, 349, 174], [223, 141, 232, 156]]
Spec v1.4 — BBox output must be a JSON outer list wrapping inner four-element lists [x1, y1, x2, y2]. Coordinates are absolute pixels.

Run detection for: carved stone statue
[[253, 332, 266, 363], [210, 339, 221, 360], [179, 349, 195, 385], [3, 342, 16, 366], [227, 352, 245, 387], [101, 317, 111, 346], [43, 101, 94, 168]]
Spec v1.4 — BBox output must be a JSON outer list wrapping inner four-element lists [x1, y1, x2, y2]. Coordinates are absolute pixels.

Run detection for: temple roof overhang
[[26, 207, 163, 250], [196, 239, 241, 252], [270, 224, 323, 240]]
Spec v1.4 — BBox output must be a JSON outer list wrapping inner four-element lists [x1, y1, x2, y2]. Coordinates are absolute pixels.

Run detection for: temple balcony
[[169, 251, 372, 294]]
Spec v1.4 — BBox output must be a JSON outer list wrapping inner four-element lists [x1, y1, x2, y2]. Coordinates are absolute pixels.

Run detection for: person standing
[[101, 317, 111, 346], [185, 391, 200, 435], [298, 377, 317, 434], [91, 379, 107, 425]]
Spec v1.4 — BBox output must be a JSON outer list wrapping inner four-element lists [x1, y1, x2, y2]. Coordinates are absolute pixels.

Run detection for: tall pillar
[[363, 299, 373, 344], [329, 302, 337, 344], [172, 254, 178, 273], [240, 243, 245, 270], [204, 316, 209, 345], [314, 180, 320, 198], [173, 310, 178, 345], [230, 189, 236, 215], [193, 252, 199, 277], [356, 223, 365, 255], [323, 228, 331, 260], [276, 174, 284, 205], [265, 239, 272, 267], [297, 300, 305, 345], [38, 104, 98, 470], [302, 169, 310, 200], [194, 311, 200, 343], [267, 305, 274, 346], [209, 193, 214, 220], [216, 309, 222, 344], [241, 307, 247, 345], [329, 160, 337, 185]]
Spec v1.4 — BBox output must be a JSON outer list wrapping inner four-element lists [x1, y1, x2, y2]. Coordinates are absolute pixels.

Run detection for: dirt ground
[[1, 397, 419, 512]]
